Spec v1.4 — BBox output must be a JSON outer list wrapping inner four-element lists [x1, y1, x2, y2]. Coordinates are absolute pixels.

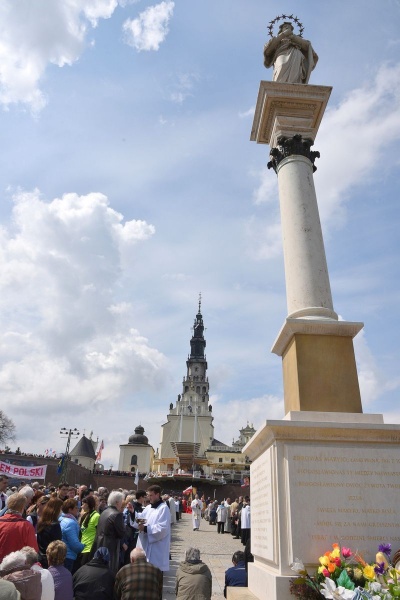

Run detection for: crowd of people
[[189, 493, 251, 546], [0, 474, 251, 599]]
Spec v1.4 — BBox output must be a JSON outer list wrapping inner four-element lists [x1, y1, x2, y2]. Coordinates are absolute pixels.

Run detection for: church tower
[[155, 296, 214, 473]]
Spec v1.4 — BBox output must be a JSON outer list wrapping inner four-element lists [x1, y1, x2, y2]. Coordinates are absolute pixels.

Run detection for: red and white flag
[[96, 440, 104, 461]]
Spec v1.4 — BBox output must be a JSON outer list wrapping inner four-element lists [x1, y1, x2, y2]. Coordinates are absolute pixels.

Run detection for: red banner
[[0, 460, 47, 479]]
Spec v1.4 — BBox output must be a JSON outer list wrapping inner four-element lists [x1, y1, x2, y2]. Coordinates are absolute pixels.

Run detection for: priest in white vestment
[[191, 495, 203, 531]]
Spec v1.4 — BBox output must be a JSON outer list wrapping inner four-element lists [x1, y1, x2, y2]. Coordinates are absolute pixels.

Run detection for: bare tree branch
[[0, 411, 16, 445]]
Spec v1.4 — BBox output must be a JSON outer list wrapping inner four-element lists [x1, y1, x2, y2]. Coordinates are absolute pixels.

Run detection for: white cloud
[[123, 1, 174, 52], [162, 273, 190, 281], [212, 393, 284, 444], [353, 328, 400, 409], [238, 106, 255, 119], [168, 72, 200, 104], [252, 166, 278, 206], [0, 189, 166, 425], [353, 329, 381, 406], [0, 0, 124, 112], [317, 63, 400, 227], [250, 64, 400, 251], [114, 219, 155, 242], [245, 217, 282, 261]]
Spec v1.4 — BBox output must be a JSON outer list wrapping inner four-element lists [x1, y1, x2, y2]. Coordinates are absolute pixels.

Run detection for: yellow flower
[[353, 568, 363, 580], [319, 556, 329, 567], [330, 544, 340, 559], [363, 565, 375, 580]]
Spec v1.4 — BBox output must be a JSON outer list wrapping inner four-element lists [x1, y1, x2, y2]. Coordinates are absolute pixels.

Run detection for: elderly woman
[[18, 485, 35, 517], [0, 549, 41, 600], [47, 540, 73, 600], [21, 545, 56, 600], [92, 490, 125, 575], [175, 547, 212, 600], [0, 493, 38, 563]]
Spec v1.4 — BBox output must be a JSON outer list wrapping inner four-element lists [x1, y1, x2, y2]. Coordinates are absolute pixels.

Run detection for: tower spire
[[190, 297, 206, 360]]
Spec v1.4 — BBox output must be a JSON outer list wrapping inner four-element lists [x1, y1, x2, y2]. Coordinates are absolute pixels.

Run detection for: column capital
[[267, 134, 320, 174]]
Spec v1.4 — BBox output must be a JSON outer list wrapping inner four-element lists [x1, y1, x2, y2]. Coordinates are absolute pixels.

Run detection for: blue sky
[[0, 0, 400, 468]]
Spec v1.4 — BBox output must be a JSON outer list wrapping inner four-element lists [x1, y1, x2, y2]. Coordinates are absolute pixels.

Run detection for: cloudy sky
[[0, 0, 400, 468]]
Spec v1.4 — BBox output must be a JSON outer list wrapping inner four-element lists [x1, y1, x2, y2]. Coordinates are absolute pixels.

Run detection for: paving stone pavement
[[162, 513, 245, 599]]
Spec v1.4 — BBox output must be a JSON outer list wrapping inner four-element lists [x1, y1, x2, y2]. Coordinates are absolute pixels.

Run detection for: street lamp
[[58, 427, 80, 483]]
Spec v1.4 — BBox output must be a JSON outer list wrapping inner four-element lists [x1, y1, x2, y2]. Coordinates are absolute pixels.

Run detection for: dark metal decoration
[[267, 134, 320, 173], [267, 14, 304, 38]]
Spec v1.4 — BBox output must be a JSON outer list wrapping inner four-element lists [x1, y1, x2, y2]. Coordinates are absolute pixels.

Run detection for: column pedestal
[[272, 318, 363, 414], [243, 414, 400, 600]]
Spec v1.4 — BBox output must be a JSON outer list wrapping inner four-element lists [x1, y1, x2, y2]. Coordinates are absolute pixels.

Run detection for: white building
[[118, 425, 154, 474], [70, 434, 97, 471]]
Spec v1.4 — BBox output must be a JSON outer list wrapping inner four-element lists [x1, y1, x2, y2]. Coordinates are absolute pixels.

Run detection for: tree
[[0, 411, 16, 446]]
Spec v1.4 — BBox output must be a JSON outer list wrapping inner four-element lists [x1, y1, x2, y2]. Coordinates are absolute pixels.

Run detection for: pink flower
[[323, 569, 330, 577], [342, 548, 352, 559], [334, 557, 341, 567]]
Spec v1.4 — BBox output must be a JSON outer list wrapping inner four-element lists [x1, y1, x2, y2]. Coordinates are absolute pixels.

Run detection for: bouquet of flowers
[[290, 543, 400, 600]]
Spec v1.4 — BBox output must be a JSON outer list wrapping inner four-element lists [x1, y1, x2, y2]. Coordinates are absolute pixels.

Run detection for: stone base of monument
[[272, 319, 364, 414], [243, 412, 400, 600], [227, 586, 258, 599]]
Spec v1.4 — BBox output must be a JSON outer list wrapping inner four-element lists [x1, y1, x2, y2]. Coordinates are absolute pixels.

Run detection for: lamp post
[[59, 427, 79, 483]]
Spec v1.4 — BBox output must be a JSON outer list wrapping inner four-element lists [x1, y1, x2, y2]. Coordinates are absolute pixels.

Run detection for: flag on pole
[[96, 440, 104, 461], [134, 470, 139, 487], [182, 486, 193, 495], [57, 454, 65, 475]]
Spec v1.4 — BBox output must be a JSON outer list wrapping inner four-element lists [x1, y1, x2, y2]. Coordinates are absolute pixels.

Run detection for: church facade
[[154, 299, 214, 473], [153, 300, 255, 479]]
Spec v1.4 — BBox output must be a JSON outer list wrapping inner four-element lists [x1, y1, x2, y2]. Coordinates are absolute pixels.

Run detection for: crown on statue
[[267, 14, 304, 38]]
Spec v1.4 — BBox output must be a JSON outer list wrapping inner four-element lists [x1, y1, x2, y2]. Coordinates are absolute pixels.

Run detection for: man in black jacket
[[93, 491, 125, 575]]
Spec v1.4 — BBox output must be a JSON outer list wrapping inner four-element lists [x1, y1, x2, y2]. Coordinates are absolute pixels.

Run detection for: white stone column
[[251, 82, 363, 415], [276, 154, 338, 320]]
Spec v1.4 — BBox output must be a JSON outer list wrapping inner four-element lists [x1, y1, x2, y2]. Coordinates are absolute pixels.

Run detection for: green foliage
[[337, 569, 355, 591]]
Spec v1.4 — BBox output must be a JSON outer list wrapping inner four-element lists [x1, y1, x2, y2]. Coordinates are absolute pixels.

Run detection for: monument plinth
[[243, 413, 400, 600]]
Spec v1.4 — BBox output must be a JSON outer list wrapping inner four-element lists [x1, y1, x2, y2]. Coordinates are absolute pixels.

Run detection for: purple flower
[[378, 543, 392, 556], [374, 562, 386, 575]]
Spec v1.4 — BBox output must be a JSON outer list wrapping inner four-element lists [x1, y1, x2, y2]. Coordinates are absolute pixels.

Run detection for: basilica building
[[154, 298, 214, 474], [117, 299, 255, 480], [152, 299, 255, 481]]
